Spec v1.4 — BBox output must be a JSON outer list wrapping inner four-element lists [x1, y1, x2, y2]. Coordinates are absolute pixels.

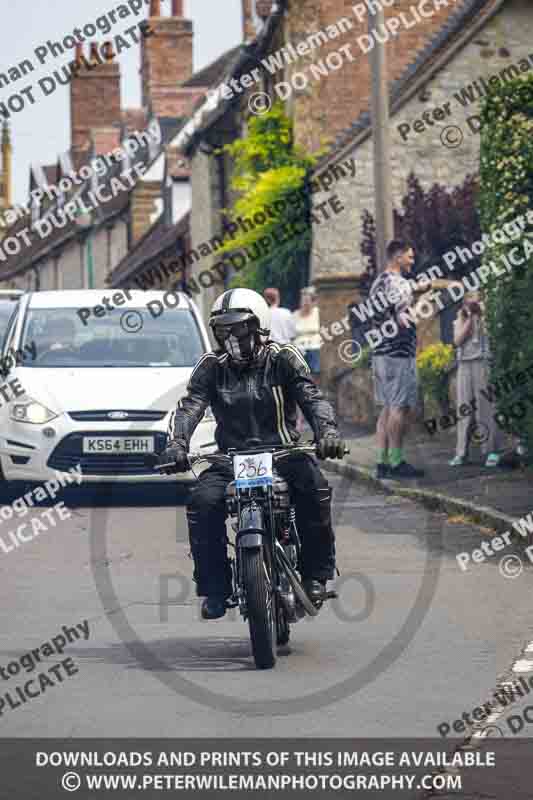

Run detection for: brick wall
[[284, 0, 464, 153], [90, 126, 122, 155]]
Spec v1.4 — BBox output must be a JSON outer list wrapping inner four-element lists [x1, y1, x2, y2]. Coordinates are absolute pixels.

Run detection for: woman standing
[[450, 291, 504, 467], [293, 287, 321, 375]]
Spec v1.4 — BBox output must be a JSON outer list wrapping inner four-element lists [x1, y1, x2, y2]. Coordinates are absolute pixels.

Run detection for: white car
[[0, 290, 216, 484]]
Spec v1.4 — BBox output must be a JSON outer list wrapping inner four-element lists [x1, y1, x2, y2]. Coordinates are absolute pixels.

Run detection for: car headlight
[[11, 399, 58, 424]]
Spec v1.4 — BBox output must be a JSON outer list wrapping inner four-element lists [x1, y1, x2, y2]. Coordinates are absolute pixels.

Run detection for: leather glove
[[157, 440, 190, 474], [317, 431, 346, 460]]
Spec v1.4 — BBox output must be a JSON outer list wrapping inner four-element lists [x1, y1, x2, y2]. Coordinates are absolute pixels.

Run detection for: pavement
[[333, 422, 533, 539]]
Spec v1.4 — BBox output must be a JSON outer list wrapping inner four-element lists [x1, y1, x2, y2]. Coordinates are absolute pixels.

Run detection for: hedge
[[478, 72, 533, 460]]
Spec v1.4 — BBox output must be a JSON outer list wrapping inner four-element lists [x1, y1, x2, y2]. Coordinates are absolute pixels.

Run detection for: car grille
[[67, 410, 167, 422], [47, 431, 168, 475]]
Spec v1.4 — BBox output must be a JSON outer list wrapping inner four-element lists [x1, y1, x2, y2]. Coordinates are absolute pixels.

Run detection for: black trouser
[[186, 454, 336, 598]]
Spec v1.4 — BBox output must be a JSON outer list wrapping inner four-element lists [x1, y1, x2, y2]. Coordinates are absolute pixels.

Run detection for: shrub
[[218, 103, 319, 308], [417, 343, 455, 415], [359, 173, 480, 289], [353, 345, 371, 370], [478, 73, 533, 458]]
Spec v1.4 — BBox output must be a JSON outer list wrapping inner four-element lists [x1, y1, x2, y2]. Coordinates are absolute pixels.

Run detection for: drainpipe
[[75, 213, 95, 289], [86, 231, 95, 289]]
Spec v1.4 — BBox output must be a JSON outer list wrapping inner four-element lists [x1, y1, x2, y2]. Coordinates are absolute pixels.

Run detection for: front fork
[[232, 501, 270, 619]]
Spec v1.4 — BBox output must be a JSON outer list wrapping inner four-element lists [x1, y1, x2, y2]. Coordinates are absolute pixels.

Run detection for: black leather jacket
[[171, 342, 338, 452]]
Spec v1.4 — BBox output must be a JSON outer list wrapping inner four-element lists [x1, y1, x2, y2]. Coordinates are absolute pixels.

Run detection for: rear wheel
[[241, 549, 276, 669]]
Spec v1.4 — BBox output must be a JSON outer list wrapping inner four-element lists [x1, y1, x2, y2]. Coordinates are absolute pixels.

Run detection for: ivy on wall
[[478, 73, 533, 457], [217, 103, 319, 308]]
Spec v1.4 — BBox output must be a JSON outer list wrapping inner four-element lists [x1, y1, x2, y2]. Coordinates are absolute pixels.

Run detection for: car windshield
[[20, 306, 205, 368]]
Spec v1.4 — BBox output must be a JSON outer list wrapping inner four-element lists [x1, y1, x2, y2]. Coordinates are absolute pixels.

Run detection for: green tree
[[218, 103, 319, 308]]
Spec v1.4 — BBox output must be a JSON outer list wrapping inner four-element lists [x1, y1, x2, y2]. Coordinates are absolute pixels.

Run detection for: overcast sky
[[0, 0, 242, 205]]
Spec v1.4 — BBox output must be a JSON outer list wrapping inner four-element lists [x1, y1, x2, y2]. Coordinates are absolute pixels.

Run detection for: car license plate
[[82, 437, 155, 454], [233, 453, 273, 488]]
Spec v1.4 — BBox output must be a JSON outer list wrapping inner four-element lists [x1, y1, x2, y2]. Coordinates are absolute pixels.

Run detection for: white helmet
[[209, 288, 271, 364]]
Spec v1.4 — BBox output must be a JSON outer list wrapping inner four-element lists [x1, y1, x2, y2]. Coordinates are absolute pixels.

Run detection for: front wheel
[[241, 548, 276, 669]]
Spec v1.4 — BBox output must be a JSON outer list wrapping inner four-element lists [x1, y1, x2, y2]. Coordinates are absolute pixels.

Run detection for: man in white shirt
[[263, 288, 296, 344]]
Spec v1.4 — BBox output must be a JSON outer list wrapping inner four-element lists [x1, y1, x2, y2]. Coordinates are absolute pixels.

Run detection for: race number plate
[[82, 437, 155, 454], [233, 453, 273, 488]]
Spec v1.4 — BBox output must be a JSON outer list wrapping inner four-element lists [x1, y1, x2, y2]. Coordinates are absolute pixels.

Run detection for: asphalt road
[[1, 472, 532, 739]]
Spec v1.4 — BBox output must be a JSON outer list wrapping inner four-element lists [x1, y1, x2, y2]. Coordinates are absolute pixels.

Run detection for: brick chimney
[[141, 0, 202, 117], [70, 42, 121, 154]]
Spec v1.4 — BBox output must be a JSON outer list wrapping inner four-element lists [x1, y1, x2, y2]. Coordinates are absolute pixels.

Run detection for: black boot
[[302, 579, 326, 608], [298, 486, 336, 585], [201, 596, 227, 620]]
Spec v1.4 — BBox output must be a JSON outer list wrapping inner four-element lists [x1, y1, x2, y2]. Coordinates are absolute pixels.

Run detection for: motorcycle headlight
[[11, 399, 58, 425]]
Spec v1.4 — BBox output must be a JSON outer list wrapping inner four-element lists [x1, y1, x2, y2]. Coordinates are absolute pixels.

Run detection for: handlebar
[[154, 442, 349, 472]]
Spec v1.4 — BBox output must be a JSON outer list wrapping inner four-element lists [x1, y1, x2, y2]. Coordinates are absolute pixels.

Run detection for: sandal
[[485, 452, 501, 467]]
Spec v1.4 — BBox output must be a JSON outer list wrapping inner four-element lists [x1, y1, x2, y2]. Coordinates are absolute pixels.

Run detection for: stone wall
[[335, 365, 377, 427], [313, 272, 363, 397]]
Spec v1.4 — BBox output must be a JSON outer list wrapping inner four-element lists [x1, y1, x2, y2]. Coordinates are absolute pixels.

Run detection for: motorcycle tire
[[241, 548, 276, 670]]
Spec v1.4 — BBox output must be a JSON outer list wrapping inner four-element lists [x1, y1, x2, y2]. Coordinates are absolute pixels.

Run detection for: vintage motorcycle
[[157, 442, 341, 670]]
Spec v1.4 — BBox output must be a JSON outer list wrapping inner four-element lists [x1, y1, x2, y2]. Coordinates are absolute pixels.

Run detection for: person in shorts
[[369, 240, 424, 479]]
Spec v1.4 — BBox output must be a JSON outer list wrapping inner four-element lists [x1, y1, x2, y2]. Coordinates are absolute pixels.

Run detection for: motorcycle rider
[[158, 288, 346, 620]]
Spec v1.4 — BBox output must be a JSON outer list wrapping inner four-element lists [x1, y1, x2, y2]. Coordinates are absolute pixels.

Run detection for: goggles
[[214, 320, 255, 342]]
